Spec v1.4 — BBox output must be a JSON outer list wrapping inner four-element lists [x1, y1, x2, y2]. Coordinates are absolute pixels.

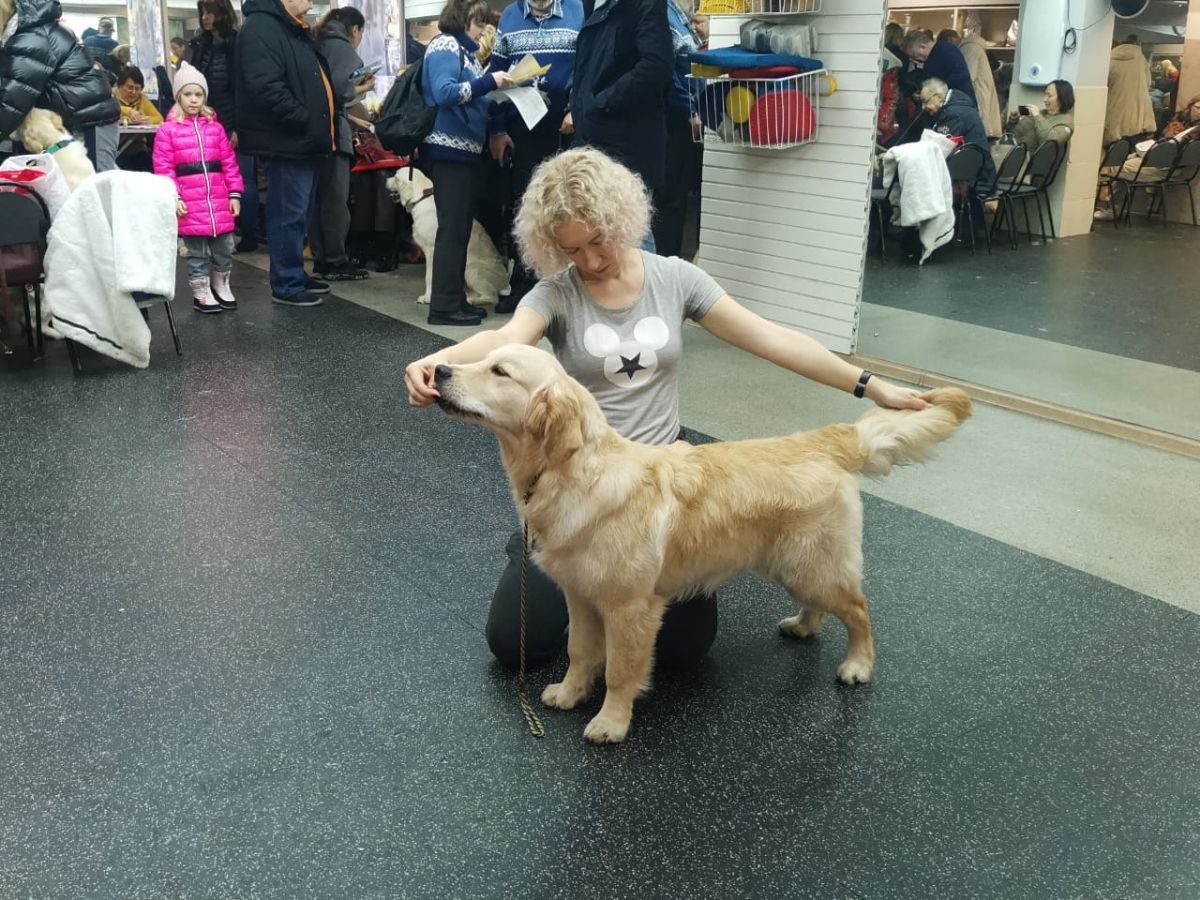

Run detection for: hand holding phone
[[350, 63, 382, 85]]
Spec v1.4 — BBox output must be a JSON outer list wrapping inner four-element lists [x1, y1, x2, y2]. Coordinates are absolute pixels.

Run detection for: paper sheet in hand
[[492, 86, 548, 130], [509, 53, 551, 86]]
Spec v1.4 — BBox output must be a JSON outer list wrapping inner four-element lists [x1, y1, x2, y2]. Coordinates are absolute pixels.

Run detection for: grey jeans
[[309, 153, 352, 267], [181, 233, 235, 280]]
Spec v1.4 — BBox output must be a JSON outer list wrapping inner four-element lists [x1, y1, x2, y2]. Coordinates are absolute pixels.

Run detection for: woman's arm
[[404, 307, 547, 406], [141, 95, 164, 124], [698, 295, 927, 410]]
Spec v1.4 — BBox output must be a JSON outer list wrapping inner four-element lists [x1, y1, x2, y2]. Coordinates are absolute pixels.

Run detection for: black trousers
[[429, 157, 482, 315], [485, 528, 719, 671], [652, 113, 695, 259], [505, 122, 568, 299]]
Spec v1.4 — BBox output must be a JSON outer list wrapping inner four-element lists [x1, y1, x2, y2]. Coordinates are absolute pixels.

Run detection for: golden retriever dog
[[16, 108, 96, 192], [434, 345, 972, 744], [385, 166, 509, 306]]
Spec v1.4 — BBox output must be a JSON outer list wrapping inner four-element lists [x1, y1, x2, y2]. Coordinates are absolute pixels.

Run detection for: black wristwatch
[[853, 369, 874, 399]]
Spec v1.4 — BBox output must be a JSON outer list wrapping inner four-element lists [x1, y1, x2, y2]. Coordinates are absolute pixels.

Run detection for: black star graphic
[[615, 353, 646, 380]]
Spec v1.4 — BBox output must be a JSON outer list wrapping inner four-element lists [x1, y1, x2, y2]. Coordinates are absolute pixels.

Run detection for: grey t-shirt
[[519, 252, 726, 445]]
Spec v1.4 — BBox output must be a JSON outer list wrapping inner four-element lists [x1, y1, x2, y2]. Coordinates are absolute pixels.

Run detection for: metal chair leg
[[65, 339, 81, 372], [1159, 185, 1169, 226], [1021, 196, 1035, 244], [33, 284, 44, 357], [1035, 193, 1048, 244], [162, 298, 182, 355]]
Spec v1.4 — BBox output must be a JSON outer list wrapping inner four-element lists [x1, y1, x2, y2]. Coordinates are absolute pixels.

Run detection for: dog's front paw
[[837, 658, 874, 684], [542, 682, 587, 710], [583, 712, 630, 744]]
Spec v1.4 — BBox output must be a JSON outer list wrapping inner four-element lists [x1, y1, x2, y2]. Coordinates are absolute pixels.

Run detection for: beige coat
[[1105, 43, 1156, 144], [959, 33, 1002, 138]]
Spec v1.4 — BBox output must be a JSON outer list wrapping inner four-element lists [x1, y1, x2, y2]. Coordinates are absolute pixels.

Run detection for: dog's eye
[[491, 366, 509, 378]]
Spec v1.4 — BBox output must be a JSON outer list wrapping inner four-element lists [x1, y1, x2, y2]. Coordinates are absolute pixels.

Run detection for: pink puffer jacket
[[152, 111, 244, 237]]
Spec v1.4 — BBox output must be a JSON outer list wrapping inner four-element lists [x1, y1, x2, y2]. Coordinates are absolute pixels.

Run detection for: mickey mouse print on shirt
[[583, 316, 670, 389]]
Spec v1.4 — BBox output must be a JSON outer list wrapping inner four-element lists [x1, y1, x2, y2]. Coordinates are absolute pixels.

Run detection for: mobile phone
[[1018, 105, 1033, 116], [350, 63, 382, 84]]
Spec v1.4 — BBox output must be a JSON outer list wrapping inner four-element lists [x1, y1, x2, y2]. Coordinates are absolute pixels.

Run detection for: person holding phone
[[1011, 79, 1075, 148], [311, 6, 376, 282]]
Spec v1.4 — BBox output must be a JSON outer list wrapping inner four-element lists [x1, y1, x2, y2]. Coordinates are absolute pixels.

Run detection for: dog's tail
[[852, 387, 972, 476]]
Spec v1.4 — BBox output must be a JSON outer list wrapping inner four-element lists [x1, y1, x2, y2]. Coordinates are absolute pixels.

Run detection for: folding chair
[[1096, 138, 1132, 228], [1007, 139, 1062, 244], [870, 171, 898, 257], [0, 186, 51, 359], [977, 143, 1029, 250], [945, 144, 986, 255], [1158, 139, 1200, 226], [1114, 140, 1181, 227]]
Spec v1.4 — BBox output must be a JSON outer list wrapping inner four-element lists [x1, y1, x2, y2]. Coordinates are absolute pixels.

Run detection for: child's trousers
[[182, 233, 235, 280]]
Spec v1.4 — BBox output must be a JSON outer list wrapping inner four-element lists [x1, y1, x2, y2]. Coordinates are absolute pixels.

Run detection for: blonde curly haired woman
[[405, 147, 927, 670]]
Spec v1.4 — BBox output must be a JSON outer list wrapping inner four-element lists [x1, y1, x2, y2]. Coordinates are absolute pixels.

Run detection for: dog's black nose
[[434, 364, 452, 383]]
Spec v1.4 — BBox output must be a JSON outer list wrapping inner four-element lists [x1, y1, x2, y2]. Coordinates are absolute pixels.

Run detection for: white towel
[[44, 171, 178, 368], [882, 141, 956, 264]]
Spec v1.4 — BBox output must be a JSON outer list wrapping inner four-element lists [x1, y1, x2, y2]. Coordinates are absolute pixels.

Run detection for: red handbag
[[352, 128, 407, 173]]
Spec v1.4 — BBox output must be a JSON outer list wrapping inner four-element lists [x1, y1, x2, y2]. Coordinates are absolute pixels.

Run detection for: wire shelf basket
[[695, 0, 820, 17], [687, 70, 824, 150]]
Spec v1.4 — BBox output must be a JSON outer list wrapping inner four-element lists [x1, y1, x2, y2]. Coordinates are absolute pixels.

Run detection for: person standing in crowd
[[487, 0, 584, 312], [958, 28, 1001, 139], [690, 11, 708, 50], [190, 0, 263, 253], [1104, 35, 1156, 145], [570, 0, 673, 251], [154, 62, 244, 314], [420, 0, 513, 326], [310, 6, 375, 282], [1011, 79, 1074, 147], [403, 148, 929, 671], [901, 29, 977, 108], [236, 0, 336, 307], [170, 36, 187, 67], [651, 0, 698, 259], [936, 28, 959, 46], [83, 17, 118, 62], [112, 65, 162, 171], [0, 0, 120, 170]]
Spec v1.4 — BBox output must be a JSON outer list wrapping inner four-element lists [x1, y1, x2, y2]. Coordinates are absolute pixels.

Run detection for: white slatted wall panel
[[698, 0, 886, 352]]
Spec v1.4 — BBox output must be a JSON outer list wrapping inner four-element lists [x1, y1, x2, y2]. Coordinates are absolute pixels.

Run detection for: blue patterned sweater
[[489, 0, 584, 134], [666, 0, 697, 115], [420, 32, 497, 163]]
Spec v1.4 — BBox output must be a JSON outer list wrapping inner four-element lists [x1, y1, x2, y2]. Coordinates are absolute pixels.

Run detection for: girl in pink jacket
[[153, 62, 244, 314]]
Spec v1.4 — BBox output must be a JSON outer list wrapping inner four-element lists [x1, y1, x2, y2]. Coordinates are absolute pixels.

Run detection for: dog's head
[[434, 345, 608, 465], [16, 108, 69, 153], [386, 167, 434, 210]]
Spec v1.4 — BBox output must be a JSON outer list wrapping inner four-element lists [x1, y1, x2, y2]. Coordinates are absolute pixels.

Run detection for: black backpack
[[375, 59, 437, 156]]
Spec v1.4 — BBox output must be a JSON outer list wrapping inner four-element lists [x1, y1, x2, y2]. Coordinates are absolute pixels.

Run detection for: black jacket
[[0, 0, 119, 136], [571, 0, 673, 188], [922, 40, 977, 108], [234, 0, 334, 159], [188, 29, 238, 136], [904, 89, 995, 186]]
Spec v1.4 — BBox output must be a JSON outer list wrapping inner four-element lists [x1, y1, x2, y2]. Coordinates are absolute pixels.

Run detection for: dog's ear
[[525, 383, 585, 464]]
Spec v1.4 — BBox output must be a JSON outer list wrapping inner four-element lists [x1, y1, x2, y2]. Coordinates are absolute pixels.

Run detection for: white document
[[492, 86, 548, 131]]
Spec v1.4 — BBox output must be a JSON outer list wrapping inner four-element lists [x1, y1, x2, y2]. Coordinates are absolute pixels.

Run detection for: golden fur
[[435, 345, 973, 743], [15, 108, 96, 191]]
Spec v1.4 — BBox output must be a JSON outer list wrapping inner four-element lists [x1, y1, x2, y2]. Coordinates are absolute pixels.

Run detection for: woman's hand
[[405, 358, 442, 407], [176, 199, 187, 217], [560, 111, 574, 135], [131, 112, 150, 125], [348, 115, 373, 130], [231, 131, 239, 149], [355, 75, 376, 95], [492, 71, 514, 90], [865, 377, 928, 411], [230, 198, 241, 217], [1028, 106, 1041, 117]]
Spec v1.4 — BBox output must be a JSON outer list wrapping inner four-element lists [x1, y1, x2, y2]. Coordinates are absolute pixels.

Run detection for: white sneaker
[[1093, 208, 1114, 221]]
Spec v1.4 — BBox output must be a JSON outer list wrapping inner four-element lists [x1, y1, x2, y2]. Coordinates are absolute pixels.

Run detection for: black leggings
[[485, 528, 719, 671]]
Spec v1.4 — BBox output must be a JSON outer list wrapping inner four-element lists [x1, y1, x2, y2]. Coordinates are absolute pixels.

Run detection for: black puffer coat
[[0, 0, 120, 136], [187, 29, 238, 136], [234, 0, 334, 159]]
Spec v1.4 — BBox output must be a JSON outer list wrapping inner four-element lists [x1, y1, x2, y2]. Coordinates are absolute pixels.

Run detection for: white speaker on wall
[[1017, 0, 1070, 87]]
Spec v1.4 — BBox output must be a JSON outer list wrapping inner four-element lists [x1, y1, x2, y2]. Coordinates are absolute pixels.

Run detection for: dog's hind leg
[[419, 252, 433, 304], [805, 585, 875, 685], [542, 593, 605, 711], [779, 604, 826, 640], [583, 594, 666, 744]]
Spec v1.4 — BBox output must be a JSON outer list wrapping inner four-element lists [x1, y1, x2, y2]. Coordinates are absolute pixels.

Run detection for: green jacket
[[1013, 111, 1073, 147]]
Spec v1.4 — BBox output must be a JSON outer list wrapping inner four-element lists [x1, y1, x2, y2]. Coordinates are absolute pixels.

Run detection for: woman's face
[[1044, 84, 1060, 115], [349, 24, 364, 48], [554, 220, 621, 281], [467, 18, 486, 41], [200, 8, 215, 31], [117, 79, 143, 105], [1189, 100, 1200, 122]]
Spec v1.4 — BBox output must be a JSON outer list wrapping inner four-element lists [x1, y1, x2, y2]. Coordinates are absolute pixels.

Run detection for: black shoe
[[462, 302, 488, 319], [193, 298, 223, 314], [427, 309, 483, 326], [494, 296, 519, 314], [374, 252, 398, 273], [235, 238, 259, 253], [272, 291, 324, 307], [211, 290, 237, 311], [314, 262, 369, 282], [305, 278, 331, 294]]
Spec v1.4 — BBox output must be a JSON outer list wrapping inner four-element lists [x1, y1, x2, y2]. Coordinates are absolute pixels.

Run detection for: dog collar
[[522, 472, 542, 505], [45, 138, 75, 155], [413, 187, 434, 207]]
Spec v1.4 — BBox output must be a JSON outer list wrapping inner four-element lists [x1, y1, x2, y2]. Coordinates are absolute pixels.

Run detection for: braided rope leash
[[517, 482, 545, 739]]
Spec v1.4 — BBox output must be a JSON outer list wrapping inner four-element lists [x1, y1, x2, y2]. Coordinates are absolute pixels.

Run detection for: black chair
[[0, 186, 51, 359], [945, 144, 986, 254], [1114, 139, 1181, 227], [870, 172, 898, 256], [977, 142, 1029, 250], [1159, 139, 1200, 225], [1096, 138, 1132, 228], [1007, 139, 1063, 245]]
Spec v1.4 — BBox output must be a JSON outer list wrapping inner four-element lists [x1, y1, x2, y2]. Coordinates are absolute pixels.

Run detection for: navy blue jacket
[[571, 0, 673, 188], [903, 89, 994, 186], [922, 40, 977, 108]]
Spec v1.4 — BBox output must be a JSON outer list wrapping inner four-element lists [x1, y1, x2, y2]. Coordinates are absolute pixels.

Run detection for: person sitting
[[901, 29, 977, 108], [905, 77, 993, 181], [404, 147, 928, 670], [113, 65, 163, 172], [1011, 79, 1075, 147]]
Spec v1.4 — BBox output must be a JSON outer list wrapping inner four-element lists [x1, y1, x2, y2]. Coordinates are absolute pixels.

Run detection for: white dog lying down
[[16, 108, 96, 192], [386, 166, 509, 306], [433, 345, 973, 744]]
